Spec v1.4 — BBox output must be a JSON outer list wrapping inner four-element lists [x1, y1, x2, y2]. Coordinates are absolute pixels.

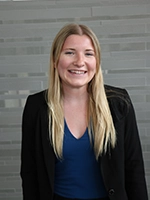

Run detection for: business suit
[[20, 85, 148, 200]]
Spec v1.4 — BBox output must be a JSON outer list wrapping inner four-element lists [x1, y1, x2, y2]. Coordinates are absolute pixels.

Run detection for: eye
[[85, 52, 95, 56], [65, 51, 74, 55]]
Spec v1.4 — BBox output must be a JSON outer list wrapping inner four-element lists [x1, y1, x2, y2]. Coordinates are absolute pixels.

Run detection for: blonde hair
[[47, 23, 116, 159]]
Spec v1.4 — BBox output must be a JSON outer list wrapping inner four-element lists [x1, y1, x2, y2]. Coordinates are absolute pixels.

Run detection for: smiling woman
[[57, 34, 96, 90], [20, 23, 148, 200]]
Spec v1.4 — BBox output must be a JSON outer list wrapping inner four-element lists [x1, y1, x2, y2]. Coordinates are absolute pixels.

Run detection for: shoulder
[[26, 90, 47, 104], [105, 85, 129, 99], [104, 85, 132, 121], [23, 90, 48, 114]]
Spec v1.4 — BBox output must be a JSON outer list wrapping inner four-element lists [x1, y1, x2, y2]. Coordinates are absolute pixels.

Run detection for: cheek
[[90, 61, 97, 73], [57, 56, 70, 70], [57, 59, 69, 78]]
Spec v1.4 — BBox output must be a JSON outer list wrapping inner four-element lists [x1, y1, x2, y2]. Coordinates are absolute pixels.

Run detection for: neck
[[62, 85, 88, 104]]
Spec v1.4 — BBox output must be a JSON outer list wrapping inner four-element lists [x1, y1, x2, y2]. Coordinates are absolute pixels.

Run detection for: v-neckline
[[64, 120, 88, 140]]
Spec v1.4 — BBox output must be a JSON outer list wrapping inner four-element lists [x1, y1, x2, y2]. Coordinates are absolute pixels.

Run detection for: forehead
[[62, 34, 94, 49]]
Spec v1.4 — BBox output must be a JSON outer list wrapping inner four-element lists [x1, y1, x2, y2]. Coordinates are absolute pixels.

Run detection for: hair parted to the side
[[47, 23, 116, 159]]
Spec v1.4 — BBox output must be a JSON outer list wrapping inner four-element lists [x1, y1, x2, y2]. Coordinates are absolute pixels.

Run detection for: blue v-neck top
[[54, 121, 107, 199]]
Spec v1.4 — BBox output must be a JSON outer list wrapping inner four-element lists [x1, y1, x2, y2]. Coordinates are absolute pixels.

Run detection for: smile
[[69, 70, 86, 74]]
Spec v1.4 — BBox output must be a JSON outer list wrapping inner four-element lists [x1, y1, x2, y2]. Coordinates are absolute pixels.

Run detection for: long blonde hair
[[47, 23, 116, 159]]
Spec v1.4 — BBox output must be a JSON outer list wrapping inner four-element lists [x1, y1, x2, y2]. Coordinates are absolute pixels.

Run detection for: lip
[[68, 70, 87, 74]]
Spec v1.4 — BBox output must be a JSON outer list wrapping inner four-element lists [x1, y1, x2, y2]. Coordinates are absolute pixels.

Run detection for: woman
[[20, 23, 148, 200]]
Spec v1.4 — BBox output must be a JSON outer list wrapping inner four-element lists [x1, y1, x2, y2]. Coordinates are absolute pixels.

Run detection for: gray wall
[[0, 0, 150, 199]]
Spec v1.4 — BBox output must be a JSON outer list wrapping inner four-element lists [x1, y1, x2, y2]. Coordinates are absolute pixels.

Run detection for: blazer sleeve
[[20, 96, 40, 200], [124, 91, 148, 200]]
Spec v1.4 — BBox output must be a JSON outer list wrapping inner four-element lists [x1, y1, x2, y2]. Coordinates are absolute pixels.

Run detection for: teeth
[[70, 70, 85, 74]]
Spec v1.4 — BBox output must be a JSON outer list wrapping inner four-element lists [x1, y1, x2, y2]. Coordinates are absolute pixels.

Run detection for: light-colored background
[[0, 0, 150, 199]]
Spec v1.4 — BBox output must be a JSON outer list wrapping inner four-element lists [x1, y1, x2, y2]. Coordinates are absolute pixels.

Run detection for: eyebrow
[[63, 48, 75, 51], [85, 49, 95, 52], [63, 48, 95, 51]]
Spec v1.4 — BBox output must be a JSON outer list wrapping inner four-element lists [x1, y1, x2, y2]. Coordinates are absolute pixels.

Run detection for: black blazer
[[20, 85, 148, 200]]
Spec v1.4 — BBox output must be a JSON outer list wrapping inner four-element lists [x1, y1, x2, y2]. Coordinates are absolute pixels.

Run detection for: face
[[56, 34, 96, 90]]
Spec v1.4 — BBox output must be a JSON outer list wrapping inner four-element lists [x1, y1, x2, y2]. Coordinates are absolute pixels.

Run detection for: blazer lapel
[[37, 103, 55, 190]]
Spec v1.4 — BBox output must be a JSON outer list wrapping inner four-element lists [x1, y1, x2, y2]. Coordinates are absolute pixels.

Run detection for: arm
[[124, 92, 148, 200], [20, 96, 40, 200]]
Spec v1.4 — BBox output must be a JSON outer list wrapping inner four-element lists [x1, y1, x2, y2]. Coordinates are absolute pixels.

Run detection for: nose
[[73, 53, 85, 67]]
